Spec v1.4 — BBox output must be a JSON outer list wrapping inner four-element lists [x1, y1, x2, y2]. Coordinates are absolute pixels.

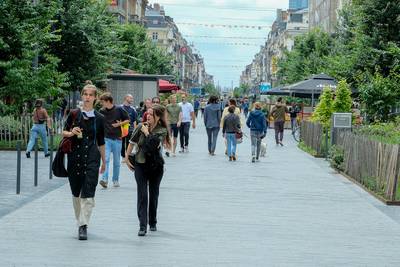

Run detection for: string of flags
[[183, 35, 267, 40], [194, 42, 261, 46], [176, 22, 271, 30]]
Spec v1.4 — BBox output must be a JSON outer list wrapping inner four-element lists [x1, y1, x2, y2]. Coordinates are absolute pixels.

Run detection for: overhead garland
[[183, 35, 267, 40], [176, 22, 271, 30], [193, 42, 261, 46]]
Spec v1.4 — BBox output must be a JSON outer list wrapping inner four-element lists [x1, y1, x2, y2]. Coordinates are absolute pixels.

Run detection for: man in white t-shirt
[[178, 95, 196, 152]]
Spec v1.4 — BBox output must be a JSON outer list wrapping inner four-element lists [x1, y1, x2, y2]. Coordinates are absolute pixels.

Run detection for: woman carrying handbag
[[62, 82, 106, 240], [125, 104, 171, 236]]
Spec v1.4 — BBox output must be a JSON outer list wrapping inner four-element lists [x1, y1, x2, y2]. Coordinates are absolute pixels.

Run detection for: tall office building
[[289, 0, 308, 10]]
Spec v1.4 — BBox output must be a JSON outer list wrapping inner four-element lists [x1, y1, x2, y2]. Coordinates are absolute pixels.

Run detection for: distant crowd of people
[[28, 83, 299, 241]]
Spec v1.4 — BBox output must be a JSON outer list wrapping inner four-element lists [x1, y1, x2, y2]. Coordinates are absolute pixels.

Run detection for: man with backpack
[[99, 93, 130, 188]]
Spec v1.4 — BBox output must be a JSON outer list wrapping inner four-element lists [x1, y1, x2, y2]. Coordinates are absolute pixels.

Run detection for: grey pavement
[[1, 116, 400, 266], [0, 150, 66, 218]]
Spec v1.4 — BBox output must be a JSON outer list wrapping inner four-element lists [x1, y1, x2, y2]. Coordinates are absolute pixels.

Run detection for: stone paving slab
[[1, 119, 400, 266]]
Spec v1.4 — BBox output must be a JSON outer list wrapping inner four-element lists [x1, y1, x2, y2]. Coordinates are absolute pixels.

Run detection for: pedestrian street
[[1, 119, 400, 266]]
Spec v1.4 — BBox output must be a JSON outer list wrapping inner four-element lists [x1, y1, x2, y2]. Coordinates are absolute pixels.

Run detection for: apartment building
[[309, 0, 349, 33], [109, 0, 148, 24]]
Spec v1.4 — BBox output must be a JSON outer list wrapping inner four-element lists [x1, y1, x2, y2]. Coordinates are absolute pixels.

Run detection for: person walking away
[[246, 102, 267, 162], [271, 97, 288, 146], [242, 99, 250, 119], [220, 99, 241, 155], [166, 95, 182, 156], [289, 104, 299, 133], [125, 105, 171, 236], [63, 83, 106, 240], [121, 94, 137, 160], [203, 95, 221, 155], [222, 106, 241, 161], [99, 93, 129, 188], [178, 95, 196, 153], [200, 99, 207, 117], [193, 98, 200, 118], [26, 99, 52, 158]]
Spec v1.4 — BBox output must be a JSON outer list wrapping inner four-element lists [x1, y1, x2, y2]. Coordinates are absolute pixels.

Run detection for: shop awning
[[159, 79, 180, 92]]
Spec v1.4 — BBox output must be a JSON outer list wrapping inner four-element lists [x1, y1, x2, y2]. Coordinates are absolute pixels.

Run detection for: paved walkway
[[1, 117, 400, 266]]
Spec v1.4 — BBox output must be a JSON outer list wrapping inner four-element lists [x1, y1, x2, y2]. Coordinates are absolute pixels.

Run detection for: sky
[[147, 0, 289, 89]]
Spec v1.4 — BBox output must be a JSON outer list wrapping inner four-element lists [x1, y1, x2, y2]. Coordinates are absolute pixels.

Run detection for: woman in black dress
[[125, 104, 171, 236], [62, 82, 106, 240]]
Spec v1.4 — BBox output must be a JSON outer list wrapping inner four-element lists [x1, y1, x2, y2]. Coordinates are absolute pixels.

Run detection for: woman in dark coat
[[125, 104, 171, 236], [62, 82, 105, 240]]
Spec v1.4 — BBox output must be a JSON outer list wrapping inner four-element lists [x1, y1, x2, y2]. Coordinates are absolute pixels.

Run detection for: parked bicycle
[[292, 125, 301, 142]]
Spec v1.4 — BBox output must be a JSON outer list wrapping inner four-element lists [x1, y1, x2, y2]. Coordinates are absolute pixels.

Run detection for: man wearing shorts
[[166, 95, 182, 156]]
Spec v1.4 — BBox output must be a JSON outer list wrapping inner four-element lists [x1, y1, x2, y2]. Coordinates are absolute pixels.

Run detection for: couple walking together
[[63, 83, 169, 240], [204, 97, 266, 162]]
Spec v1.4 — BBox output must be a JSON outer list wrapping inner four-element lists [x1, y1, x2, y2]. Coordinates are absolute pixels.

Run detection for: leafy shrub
[[333, 80, 352, 113], [0, 116, 23, 137], [312, 87, 334, 129], [355, 118, 400, 144], [329, 145, 345, 171]]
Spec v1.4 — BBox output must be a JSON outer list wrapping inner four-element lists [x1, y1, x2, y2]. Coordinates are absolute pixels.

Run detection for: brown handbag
[[59, 110, 80, 154]]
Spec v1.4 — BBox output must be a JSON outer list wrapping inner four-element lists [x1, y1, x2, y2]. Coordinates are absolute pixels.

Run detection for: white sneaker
[[184, 146, 189, 153], [113, 181, 120, 187]]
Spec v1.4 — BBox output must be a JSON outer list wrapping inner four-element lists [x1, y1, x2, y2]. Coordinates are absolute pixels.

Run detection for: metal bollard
[[34, 138, 38, 186], [49, 133, 53, 180], [16, 141, 21, 194]]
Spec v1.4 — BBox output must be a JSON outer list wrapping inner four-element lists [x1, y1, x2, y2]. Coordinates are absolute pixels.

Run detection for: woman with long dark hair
[[62, 82, 106, 240], [125, 104, 171, 236]]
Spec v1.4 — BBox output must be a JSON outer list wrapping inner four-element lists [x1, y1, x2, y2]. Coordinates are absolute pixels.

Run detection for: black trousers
[[134, 163, 164, 228], [179, 122, 190, 148], [121, 131, 133, 157]]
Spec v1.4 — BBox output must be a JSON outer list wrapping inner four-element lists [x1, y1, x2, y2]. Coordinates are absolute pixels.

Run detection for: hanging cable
[[184, 35, 267, 40], [175, 22, 271, 29]]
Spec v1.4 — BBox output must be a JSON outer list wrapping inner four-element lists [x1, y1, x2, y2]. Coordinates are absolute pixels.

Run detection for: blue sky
[[148, 0, 289, 89]]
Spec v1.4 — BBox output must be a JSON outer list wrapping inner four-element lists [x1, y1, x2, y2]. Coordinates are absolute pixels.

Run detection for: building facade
[[145, 3, 209, 90], [309, 0, 348, 33], [241, 8, 308, 89], [109, 0, 148, 24]]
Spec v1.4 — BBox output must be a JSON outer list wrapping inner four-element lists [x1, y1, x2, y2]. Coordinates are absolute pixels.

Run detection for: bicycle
[[292, 125, 301, 142]]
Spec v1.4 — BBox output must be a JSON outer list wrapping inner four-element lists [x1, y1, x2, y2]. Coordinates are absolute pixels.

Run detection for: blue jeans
[[102, 138, 122, 182], [226, 133, 237, 157], [26, 124, 48, 154], [206, 127, 219, 153]]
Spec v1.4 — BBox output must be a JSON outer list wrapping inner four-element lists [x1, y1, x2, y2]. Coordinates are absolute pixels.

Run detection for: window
[[152, 32, 158, 42]]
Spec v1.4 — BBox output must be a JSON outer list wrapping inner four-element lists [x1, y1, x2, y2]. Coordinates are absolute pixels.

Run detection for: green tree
[[333, 80, 352, 113], [359, 71, 400, 122], [233, 83, 249, 98], [277, 28, 334, 85], [0, 0, 68, 114], [117, 23, 173, 75], [49, 0, 123, 92], [312, 87, 334, 129], [203, 83, 219, 96]]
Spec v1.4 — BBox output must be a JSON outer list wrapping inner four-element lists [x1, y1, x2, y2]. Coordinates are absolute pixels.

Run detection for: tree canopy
[[277, 0, 400, 122], [0, 0, 175, 115]]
